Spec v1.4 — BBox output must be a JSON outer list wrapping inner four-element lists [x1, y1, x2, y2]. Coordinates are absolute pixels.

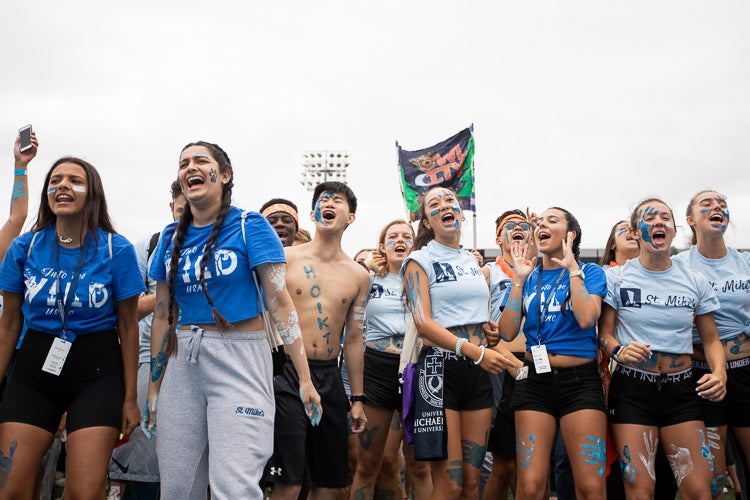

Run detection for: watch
[[570, 269, 585, 280], [349, 394, 368, 404]]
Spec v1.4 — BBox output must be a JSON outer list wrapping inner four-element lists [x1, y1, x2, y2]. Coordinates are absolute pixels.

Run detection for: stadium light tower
[[300, 151, 350, 191]]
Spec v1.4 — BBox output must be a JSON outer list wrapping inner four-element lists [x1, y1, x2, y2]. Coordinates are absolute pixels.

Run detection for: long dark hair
[[548, 206, 581, 260], [165, 141, 234, 355], [413, 187, 459, 251], [32, 157, 116, 247], [599, 220, 629, 266]]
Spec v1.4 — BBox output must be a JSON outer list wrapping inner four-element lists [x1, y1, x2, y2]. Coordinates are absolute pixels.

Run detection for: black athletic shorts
[[0, 328, 124, 434], [512, 360, 605, 418], [442, 350, 493, 412], [488, 353, 525, 457], [265, 357, 350, 488], [363, 347, 401, 411], [693, 357, 750, 428], [608, 364, 701, 426]]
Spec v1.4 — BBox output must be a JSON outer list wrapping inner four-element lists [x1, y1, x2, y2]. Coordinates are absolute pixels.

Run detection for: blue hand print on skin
[[580, 436, 606, 477], [0, 440, 17, 488], [698, 429, 715, 470], [517, 431, 535, 470], [619, 445, 636, 484], [638, 206, 658, 249]]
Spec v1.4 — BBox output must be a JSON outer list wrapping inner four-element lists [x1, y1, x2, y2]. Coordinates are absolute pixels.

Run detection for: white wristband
[[474, 345, 486, 365], [455, 337, 468, 357]]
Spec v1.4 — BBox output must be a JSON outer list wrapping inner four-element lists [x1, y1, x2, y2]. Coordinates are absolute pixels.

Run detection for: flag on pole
[[397, 127, 475, 221]]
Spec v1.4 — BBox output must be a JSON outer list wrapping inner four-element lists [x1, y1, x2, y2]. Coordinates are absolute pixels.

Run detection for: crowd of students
[[0, 132, 748, 500]]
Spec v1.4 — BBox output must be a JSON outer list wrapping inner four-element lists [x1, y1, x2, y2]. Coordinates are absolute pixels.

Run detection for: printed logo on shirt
[[369, 283, 384, 299], [620, 288, 641, 308], [432, 262, 456, 283], [172, 246, 238, 293]]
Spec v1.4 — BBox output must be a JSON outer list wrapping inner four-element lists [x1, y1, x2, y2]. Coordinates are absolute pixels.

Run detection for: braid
[[199, 189, 232, 331], [165, 206, 192, 356]]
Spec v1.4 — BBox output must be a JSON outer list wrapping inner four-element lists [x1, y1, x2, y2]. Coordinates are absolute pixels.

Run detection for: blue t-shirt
[[365, 273, 407, 343], [485, 261, 513, 323], [0, 226, 144, 337], [149, 207, 285, 325], [673, 246, 750, 343], [522, 263, 606, 358], [401, 240, 488, 329], [604, 258, 720, 354]]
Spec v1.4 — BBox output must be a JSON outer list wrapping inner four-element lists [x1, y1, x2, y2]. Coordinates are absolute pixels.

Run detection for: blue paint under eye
[[47, 186, 58, 195], [72, 185, 86, 193], [385, 240, 395, 249], [616, 229, 628, 237], [700, 208, 710, 214], [430, 208, 440, 217]]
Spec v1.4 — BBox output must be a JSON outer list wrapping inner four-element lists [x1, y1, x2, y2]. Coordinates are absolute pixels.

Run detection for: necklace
[[495, 256, 515, 278], [58, 235, 73, 244]]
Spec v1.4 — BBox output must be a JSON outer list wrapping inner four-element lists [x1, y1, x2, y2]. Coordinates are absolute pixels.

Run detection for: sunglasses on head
[[503, 221, 531, 232]]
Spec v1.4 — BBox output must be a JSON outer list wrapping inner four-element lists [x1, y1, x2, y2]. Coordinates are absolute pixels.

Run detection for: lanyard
[[53, 235, 88, 342], [535, 265, 567, 346]]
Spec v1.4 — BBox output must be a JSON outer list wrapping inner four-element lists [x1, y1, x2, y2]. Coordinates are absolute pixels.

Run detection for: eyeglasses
[[502, 221, 531, 232]]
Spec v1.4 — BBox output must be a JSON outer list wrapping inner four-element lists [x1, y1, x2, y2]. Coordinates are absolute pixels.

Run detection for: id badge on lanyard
[[533, 267, 567, 374], [43, 238, 86, 376]]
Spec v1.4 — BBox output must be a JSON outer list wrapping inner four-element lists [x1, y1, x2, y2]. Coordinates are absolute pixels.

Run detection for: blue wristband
[[14, 169, 27, 176]]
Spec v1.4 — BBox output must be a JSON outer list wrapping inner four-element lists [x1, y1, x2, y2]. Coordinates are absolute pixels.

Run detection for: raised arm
[[552, 232, 601, 329], [497, 241, 536, 342], [256, 262, 322, 423], [0, 134, 38, 259]]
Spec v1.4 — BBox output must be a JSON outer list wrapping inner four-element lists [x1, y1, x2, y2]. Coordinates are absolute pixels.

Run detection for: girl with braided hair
[[142, 141, 321, 499]]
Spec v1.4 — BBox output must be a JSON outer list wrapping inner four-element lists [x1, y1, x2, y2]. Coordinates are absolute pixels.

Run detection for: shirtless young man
[[266, 181, 370, 500]]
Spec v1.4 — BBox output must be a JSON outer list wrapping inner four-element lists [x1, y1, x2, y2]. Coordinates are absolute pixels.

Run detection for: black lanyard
[[535, 265, 567, 346], [53, 235, 88, 341]]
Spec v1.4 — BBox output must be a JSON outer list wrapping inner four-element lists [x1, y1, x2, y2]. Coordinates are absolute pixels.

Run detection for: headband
[[495, 214, 528, 237], [262, 204, 299, 226]]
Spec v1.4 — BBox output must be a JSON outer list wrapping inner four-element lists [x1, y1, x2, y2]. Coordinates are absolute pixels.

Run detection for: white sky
[[2, 1, 749, 256]]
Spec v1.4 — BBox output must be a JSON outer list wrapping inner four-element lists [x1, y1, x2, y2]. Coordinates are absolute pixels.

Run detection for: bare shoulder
[[339, 255, 371, 288]]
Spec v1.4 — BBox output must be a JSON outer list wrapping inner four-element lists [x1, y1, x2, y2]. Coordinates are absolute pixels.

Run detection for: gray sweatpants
[[156, 327, 275, 500]]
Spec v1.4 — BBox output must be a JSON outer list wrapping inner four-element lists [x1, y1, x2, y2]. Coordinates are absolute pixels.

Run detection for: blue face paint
[[429, 208, 440, 217], [616, 228, 628, 238], [314, 192, 336, 226], [47, 185, 58, 195], [72, 185, 86, 193], [580, 436, 606, 477], [637, 206, 659, 249]]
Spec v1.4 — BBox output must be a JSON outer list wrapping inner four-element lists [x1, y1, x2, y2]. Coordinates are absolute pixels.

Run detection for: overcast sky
[[2, 1, 749, 256]]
